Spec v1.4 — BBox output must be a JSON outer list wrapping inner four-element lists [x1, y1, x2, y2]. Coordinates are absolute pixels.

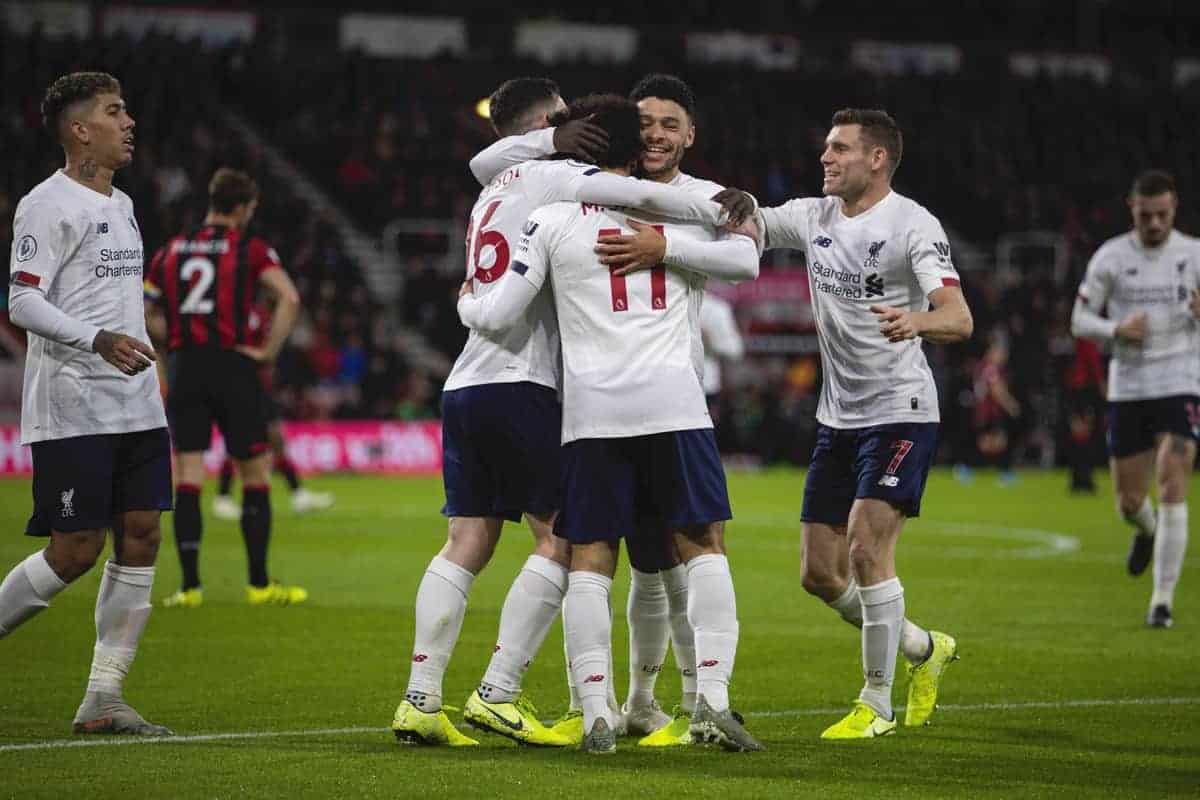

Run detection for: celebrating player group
[[4, 67, 1195, 754]]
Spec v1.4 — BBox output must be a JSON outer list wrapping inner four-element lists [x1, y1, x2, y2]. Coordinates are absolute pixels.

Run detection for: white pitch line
[[3, 697, 1197, 753]]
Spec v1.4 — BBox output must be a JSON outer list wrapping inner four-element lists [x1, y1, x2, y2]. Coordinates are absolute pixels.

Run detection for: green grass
[[0, 468, 1197, 798]]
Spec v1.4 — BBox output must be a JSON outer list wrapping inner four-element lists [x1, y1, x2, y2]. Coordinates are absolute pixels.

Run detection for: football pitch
[[0, 468, 1196, 798]]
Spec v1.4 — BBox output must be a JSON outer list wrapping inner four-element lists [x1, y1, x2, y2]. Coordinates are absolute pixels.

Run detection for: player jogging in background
[[211, 301, 334, 521], [0, 71, 173, 736], [459, 93, 763, 754], [1071, 169, 1200, 629], [753, 108, 973, 739], [146, 167, 306, 608], [390, 79, 734, 749]]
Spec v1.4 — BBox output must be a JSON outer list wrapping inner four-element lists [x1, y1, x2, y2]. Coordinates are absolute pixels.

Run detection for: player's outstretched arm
[[596, 220, 760, 283], [456, 269, 540, 336], [755, 199, 811, 251], [870, 285, 973, 344], [569, 171, 724, 227]]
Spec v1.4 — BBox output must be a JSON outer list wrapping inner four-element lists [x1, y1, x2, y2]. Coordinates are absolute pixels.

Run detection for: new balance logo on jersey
[[60, 488, 76, 518], [865, 240, 887, 270], [1125, 268, 1139, 276], [522, 221, 539, 237], [865, 273, 885, 298], [812, 236, 832, 248], [95, 222, 109, 234], [878, 475, 900, 488]]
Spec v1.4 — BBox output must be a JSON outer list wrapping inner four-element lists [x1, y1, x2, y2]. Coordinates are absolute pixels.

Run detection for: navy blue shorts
[[1106, 395, 1200, 459], [801, 422, 938, 525], [25, 427, 174, 537], [440, 381, 562, 522], [555, 429, 731, 545]]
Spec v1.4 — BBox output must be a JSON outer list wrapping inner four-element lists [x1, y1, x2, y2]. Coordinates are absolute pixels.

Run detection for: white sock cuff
[[830, 577, 859, 613], [661, 564, 689, 593], [859, 577, 903, 607], [1161, 501, 1187, 522], [686, 553, 730, 579], [568, 571, 613, 595], [428, 556, 475, 596], [23, 551, 67, 598], [630, 567, 665, 589], [523, 554, 569, 593], [105, 561, 156, 588]]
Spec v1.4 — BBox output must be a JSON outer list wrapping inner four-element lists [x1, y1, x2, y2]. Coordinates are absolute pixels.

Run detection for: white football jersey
[[444, 160, 723, 393], [668, 172, 726, 384], [758, 191, 960, 428], [9, 170, 166, 444], [1076, 230, 1200, 401], [514, 201, 715, 443]]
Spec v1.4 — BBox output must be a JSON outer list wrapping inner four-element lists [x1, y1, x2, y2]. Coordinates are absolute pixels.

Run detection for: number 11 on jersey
[[599, 226, 666, 313]]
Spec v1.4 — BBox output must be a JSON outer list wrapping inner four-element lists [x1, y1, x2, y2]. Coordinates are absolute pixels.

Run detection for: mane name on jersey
[[171, 239, 230, 255]]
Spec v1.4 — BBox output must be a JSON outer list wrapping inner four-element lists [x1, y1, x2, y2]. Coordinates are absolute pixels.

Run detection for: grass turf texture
[[0, 468, 1197, 798]]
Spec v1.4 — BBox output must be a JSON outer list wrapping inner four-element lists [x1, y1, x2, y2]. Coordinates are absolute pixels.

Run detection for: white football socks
[[828, 576, 932, 664], [564, 571, 615, 732], [625, 568, 669, 710], [87, 561, 155, 696], [858, 578, 904, 720], [406, 555, 474, 712], [662, 563, 697, 712], [479, 555, 568, 703], [1123, 497, 1157, 537], [0, 551, 67, 638], [686, 554, 738, 713], [1151, 502, 1188, 610]]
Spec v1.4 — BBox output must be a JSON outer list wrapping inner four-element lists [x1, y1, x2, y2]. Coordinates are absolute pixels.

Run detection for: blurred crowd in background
[[3, 3, 1198, 477]]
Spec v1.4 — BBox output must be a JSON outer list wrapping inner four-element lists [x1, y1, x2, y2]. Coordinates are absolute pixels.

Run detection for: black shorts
[[801, 422, 939, 525], [440, 382, 562, 522], [26, 428, 173, 536], [1106, 394, 1200, 459], [167, 349, 270, 460]]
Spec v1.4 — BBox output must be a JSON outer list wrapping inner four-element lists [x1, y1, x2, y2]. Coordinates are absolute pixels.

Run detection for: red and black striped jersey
[[146, 225, 283, 351]]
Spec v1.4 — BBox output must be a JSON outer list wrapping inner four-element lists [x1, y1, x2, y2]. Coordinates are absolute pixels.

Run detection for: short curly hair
[[549, 94, 642, 170], [41, 71, 122, 140]]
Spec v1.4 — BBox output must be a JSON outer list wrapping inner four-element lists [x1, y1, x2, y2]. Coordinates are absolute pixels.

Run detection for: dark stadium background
[[2, 0, 1198, 477]]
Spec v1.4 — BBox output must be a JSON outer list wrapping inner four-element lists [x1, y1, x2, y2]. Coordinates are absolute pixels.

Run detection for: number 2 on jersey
[[179, 256, 215, 314], [465, 200, 509, 283], [598, 227, 666, 312]]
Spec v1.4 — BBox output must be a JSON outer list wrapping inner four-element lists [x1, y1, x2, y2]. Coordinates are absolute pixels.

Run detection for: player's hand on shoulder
[[93, 329, 156, 376], [596, 220, 667, 276], [552, 117, 609, 164], [1115, 310, 1148, 343], [870, 304, 922, 343], [711, 188, 756, 227]]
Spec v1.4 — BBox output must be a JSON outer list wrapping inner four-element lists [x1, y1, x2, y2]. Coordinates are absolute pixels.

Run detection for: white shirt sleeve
[[555, 168, 724, 226], [907, 210, 961, 296], [468, 128, 556, 186], [700, 295, 744, 359], [8, 198, 99, 351], [663, 231, 760, 283], [1071, 248, 1118, 340], [457, 208, 554, 334], [756, 198, 812, 251]]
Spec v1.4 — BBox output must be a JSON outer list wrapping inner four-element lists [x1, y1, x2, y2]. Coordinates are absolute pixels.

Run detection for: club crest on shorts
[[60, 488, 76, 518]]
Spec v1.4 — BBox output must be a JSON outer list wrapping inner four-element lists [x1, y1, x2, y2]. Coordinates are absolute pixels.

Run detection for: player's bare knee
[[442, 517, 499, 574], [799, 566, 846, 601], [847, 538, 879, 579], [1116, 491, 1146, 517], [674, 521, 725, 560], [46, 531, 106, 581]]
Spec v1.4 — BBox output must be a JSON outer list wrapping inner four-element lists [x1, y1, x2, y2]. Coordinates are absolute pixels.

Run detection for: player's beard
[[640, 144, 684, 180]]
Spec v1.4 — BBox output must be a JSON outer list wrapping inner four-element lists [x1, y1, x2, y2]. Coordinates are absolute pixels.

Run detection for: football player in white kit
[[1071, 170, 1200, 629], [0, 73, 173, 736], [459, 93, 763, 754], [391, 80, 735, 748], [753, 109, 974, 739], [588, 73, 758, 748]]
